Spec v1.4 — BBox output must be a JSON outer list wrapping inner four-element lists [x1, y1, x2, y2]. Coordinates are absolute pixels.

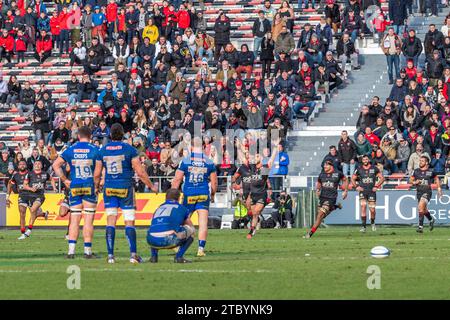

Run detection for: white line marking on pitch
[[0, 269, 272, 273]]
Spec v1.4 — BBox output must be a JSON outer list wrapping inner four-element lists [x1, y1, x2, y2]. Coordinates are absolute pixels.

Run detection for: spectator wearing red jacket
[[106, 0, 118, 44], [0, 29, 14, 64], [58, 6, 71, 55], [164, 4, 177, 42], [35, 30, 53, 64], [177, 4, 190, 34], [50, 10, 60, 50], [116, 8, 127, 38], [14, 29, 27, 63]]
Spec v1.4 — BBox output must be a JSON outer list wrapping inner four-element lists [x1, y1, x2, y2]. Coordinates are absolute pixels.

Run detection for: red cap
[[108, 108, 115, 113], [326, 0, 334, 4], [121, 108, 127, 114], [217, 81, 224, 87], [236, 79, 243, 86], [98, 111, 104, 116], [305, 76, 311, 81], [131, 69, 138, 74]]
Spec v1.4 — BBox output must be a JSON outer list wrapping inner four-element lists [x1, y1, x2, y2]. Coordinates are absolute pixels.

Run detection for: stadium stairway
[[287, 6, 450, 177]]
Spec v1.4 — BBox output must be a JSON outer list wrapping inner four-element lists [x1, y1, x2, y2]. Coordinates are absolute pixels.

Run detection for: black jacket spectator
[[20, 87, 36, 105], [252, 17, 271, 38], [427, 56, 445, 79], [424, 28, 445, 56], [336, 38, 356, 57], [337, 138, 357, 163], [32, 105, 50, 133], [402, 34, 423, 58], [214, 15, 231, 45], [325, 4, 340, 24], [237, 50, 254, 67], [52, 126, 70, 144], [388, 0, 408, 27], [260, 37, 275, 61], [66, 79, 79, 95]]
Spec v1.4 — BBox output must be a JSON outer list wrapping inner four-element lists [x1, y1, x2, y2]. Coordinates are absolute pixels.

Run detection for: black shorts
[[18, 194, 45, 207], [359, 191, 376, 202], [319, 197, 337, 212], [417, 191, 432, 203], [250, 192, 267, 206]]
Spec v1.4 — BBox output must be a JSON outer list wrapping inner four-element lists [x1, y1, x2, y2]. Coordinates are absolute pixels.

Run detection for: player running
[[53, 126, 100, 259], [245, 153, 273, 239], [147, 188, 196, 263], [19, 160, 56, 239], [410, 156, 440, 233], [305, 160, 348, 239], [6, 159, 49, 240], [231, 152, 253, 218], [94, 123, 158, 264], [351, 155, 384, 232], [171, 136, 218, 257]]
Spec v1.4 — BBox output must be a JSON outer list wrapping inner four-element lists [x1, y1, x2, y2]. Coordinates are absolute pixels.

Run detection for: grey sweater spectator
[[274, 26, 295, 56], [243, 104, 263, 129]]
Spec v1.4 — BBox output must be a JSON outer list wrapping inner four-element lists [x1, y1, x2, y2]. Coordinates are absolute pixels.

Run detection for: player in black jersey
[[19, 160, 56, 239], [245, 153, 273, 239], [410, 156, 441, 233], [6, 160, 49, 240], [305, 160, 348, 239], [351, 155, 384, 233], [231, 152, 253, 220]]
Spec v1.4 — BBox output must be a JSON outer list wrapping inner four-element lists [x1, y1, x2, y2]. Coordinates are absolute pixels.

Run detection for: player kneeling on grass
[[147, 188, 195, 264], [351, 155, 384, 233], [410, 156, 441, 233], [305, 160, 348, 238], [53, 126, 99, 259]]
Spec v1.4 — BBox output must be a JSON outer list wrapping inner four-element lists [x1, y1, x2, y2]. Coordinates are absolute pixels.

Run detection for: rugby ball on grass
[[370, 246, 390, 259]]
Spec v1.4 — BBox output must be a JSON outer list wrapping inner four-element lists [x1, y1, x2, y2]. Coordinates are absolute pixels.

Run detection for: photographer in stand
[[271, 190, 294, 229]]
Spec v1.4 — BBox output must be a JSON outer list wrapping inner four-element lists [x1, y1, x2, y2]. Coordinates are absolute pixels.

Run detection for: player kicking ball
[[305, 160, 348, 238], [351, 155, 384, 233], [94, 123, 158, 264], [171, 136, 217, 257], [147, 188, 196, 263], [53, 126, 100, 259], [410, 156, 440, 233]]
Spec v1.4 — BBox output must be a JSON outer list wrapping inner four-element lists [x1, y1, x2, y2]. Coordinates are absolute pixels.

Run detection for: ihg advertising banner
[[325, 190, 450, 225], [0, 193, 200, 227]]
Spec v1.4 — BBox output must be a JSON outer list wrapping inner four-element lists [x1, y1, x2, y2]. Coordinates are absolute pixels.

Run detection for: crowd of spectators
[[1, 0, 422, 192], [321, 13, 450, 187]]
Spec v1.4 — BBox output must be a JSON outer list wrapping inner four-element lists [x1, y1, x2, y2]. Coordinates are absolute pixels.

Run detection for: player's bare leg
[[59, 205, 70, 240], [196, 209, 208, 256], [360, 199, 367, 233], [305, 206, 327, 239], [368, 201, 377, 231], [24, 201, 43, 238], [247, 203, 264, 239], [417, 199, 434, 232], [82, 201, 97, 259], [17, 205, 28, 240], [67, 205, 82, 259]]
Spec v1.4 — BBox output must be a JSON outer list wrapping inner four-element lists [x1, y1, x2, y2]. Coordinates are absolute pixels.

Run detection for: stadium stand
[[3, 0, 440, 201]]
